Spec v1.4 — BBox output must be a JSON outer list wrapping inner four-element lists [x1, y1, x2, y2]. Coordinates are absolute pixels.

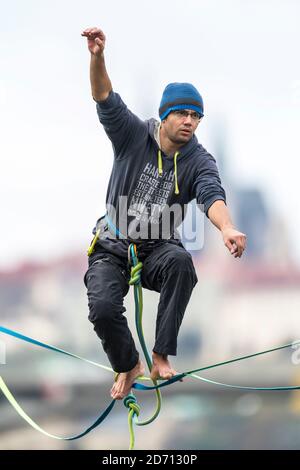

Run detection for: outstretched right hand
[[81, 27, 106, 56]]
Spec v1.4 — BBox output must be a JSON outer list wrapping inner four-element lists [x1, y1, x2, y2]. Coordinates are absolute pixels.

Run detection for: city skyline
[[1, 0, 299, 268]]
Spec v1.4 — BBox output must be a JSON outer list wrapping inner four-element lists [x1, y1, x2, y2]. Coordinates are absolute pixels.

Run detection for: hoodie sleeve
[[192, 149, 227, 217], [95, 91, 147, 159]]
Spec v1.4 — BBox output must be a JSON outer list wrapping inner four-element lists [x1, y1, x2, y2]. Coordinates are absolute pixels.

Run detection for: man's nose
[[183, 114, 193, 124]]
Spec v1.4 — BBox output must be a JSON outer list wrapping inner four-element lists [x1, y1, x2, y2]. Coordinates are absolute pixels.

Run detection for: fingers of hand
[[233, 235, 247, 258], [81, 27, 105, 41], [225, 240, 234, 253], [81, 26, 98, 34], [81, 27, 95, 37], [225, 239, 237, 253], [231, 242, 238, 256], [225, 234, 247, 258]]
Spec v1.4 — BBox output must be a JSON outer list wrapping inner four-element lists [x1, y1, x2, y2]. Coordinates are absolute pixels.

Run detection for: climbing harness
[[1, 239, 300, 449], [87, 213, 126, 257]]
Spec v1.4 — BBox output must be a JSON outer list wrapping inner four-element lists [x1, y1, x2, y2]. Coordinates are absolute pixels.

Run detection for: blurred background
[[1, 0, 300, 450]]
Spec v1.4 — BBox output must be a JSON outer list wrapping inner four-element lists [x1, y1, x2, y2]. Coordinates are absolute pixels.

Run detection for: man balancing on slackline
[[81, 26, 246, 400]]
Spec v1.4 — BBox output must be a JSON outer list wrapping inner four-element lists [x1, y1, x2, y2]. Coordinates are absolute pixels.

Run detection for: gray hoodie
[[89, 91, 226, 259]]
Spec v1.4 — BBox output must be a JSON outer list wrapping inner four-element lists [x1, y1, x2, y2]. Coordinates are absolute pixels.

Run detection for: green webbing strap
[[133, 338, 300, 392], [0, 326, 113, 371], [0, 324, 146, 444], [1, 325, 300, 447], [0, 375, 115, 440], [2, 236, 300, 450]]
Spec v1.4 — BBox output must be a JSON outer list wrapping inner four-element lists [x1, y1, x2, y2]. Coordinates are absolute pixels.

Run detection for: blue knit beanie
[[159, 82, 204, 120]]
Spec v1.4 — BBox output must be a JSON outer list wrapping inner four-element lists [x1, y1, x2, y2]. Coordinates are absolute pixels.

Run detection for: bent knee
[[88, 298, 119, 324], [169, 250, 194, 270], [168, 251, 198, 285]]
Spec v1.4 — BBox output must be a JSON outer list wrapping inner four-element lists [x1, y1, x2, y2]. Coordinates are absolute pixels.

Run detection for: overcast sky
[[0, 0, 299, 268]]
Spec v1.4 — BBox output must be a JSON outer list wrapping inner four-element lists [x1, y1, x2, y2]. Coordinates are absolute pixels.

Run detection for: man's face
[[161, 109, 202, 145]]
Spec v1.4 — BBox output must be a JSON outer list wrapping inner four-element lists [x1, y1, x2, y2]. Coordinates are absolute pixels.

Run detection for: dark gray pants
[[84, 242, 198, 372]]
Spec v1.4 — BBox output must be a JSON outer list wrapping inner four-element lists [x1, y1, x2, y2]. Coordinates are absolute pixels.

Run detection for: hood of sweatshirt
[[147, 118, 200, 196]]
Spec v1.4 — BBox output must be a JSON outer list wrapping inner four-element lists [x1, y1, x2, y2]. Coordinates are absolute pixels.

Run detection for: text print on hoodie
[[91, 91, 226, 258]]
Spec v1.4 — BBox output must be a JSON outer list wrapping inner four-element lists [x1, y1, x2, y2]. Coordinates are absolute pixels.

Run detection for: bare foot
[[150, 352, 180, 381], [110, 360, 145, 400]]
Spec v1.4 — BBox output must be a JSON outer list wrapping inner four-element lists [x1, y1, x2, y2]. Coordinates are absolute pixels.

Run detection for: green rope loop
[[124, 394, 141, 450], [127, 243, 162, 447]]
